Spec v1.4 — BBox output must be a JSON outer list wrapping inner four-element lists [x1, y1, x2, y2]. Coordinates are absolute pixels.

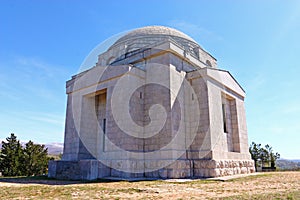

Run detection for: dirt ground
[[0, 171, 299, 199]]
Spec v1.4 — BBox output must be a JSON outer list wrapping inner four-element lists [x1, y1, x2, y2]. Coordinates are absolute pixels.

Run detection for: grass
[[221, 190, 300, 200], [227, 172, 274, 182], [0, 171, 299, 199]]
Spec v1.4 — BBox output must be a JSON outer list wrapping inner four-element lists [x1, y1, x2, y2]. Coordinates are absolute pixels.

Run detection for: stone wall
[[49, 159, 255, 180], [193, 159, 255, 177]]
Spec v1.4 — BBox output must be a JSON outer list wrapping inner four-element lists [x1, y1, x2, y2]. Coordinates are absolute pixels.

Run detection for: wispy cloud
[[0, 56, 69, 103], [0, 55, 68, 143], [250, 99, 300, 136], [273, 2, 300, 42], [0, 78, 20, 100], [26, 112, 65, 126], [0, 110, 65, 143], [281, 100, 300, 114], [168, 20, 223, 43], [14, 56, 68, 79], [245, 73, 266, 91], [265, 120, 300, 136], [4, 110, 65, 126]]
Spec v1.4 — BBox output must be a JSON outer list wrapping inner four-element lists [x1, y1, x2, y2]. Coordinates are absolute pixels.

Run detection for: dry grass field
[[0, 171, 299, 199]]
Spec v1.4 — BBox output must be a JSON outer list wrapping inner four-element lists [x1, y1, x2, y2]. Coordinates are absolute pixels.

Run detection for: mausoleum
[[48, 26, 255, 180]]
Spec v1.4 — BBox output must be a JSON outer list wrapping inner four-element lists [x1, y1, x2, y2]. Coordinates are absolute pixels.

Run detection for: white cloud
[[3, 111, 65, 126], [14, 56, 68, 79], [0, 55, 68, 143], [0, 56, 69, 104], [27, 112, 65, 126], [245, 73, 266, 92], [168, 20, 223, 43]]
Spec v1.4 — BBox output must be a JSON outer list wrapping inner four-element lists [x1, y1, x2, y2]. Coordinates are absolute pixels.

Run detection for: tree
[[0, 133, 51, 177], [249, 142, 280, 171], [270, 152, 280, 167], [264, 144, 280, 167], [23, 140, 50, 176], [0, 133, 24, 176], [249, 142, 262, 169], [259, 147, 269, 167]]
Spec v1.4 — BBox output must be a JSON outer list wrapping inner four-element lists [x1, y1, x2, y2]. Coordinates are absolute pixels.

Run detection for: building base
[[48, 159, 255, 180]]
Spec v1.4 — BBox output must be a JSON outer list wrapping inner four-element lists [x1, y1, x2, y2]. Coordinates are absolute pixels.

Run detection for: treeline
[[0, 133, 52, 177], [249, 142, 280, 170]]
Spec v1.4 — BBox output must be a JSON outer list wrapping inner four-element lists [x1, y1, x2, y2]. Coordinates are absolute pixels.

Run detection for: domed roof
[[115, 26, 197, 44], [108, 26, 200, 53]]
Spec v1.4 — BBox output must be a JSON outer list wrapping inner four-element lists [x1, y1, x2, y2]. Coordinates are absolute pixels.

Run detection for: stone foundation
[[48, 159, 255, 180], [192, 159, 255, 177], [48, 160, 110, 180], [145, 159, 255, 178]]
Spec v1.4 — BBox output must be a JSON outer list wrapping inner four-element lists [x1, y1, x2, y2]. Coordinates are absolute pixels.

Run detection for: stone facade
[[49, 26, 255, 180]]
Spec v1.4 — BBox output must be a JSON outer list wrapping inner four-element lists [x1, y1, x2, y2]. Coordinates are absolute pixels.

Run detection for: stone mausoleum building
[[49, 26, 255, 180]]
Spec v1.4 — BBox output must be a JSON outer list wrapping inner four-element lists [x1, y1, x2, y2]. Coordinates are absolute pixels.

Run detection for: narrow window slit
[[222, 104, 228, 133]]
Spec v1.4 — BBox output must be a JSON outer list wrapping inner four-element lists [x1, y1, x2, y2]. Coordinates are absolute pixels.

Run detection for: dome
[[108, 26, 200, 54]]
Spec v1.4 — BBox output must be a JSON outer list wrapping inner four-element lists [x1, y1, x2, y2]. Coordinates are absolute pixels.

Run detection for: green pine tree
[[0, 133, 24, 176], [23, 140, 50, 176]]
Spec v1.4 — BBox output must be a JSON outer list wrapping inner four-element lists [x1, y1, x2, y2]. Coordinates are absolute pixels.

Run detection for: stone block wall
[[193, 159, 255, 177]]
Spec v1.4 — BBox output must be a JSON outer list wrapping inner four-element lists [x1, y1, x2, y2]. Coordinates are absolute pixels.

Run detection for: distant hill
[[276, 159, 300, 170], [0, 141, 63, 155], [45, 143, 63, 155]]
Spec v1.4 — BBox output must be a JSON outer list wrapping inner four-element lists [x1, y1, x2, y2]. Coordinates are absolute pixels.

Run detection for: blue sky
[[0, 0, 299, 159]]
